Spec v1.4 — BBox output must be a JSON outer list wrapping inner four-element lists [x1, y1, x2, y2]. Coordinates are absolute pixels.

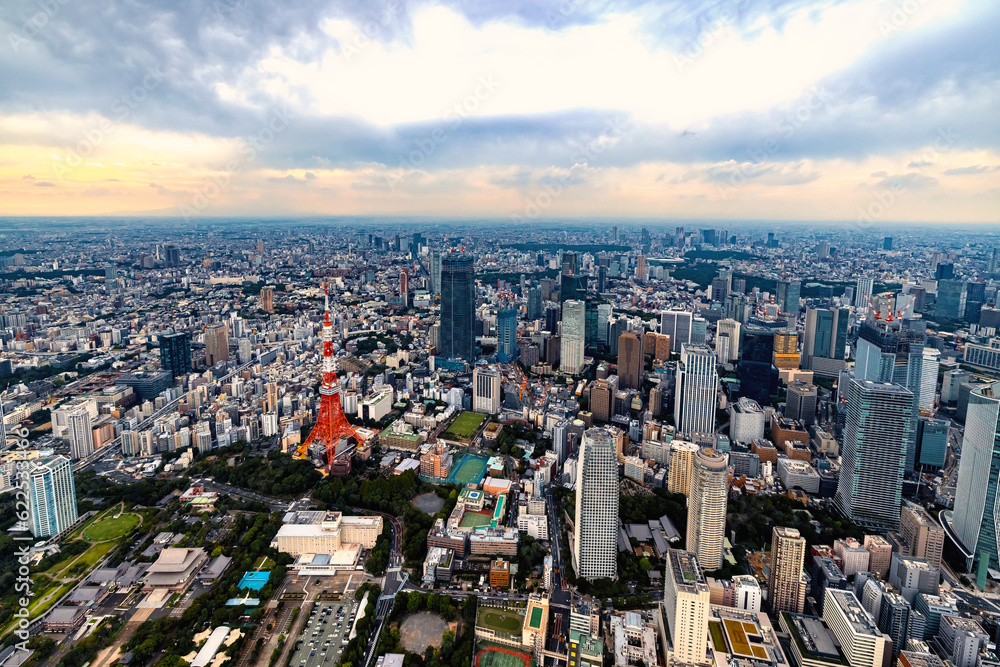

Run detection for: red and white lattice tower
[[299, 282, 359, 471]]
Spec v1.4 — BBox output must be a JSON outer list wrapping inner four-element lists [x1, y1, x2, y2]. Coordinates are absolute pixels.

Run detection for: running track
[[474, 647, 533, 667]]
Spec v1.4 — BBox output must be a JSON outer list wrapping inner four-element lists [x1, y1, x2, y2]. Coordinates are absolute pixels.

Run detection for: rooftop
[[826, 590, 881, 636], [668, 549, 707, 590]]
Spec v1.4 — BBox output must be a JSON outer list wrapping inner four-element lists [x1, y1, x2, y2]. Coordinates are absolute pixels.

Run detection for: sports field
[[449, 455, 488, 485], [477, 607, 525, 637], [442, 411, 486, 440], [83, 513, 140, 542], [475, 643, 534, 667], [459, 510, 493, 529]]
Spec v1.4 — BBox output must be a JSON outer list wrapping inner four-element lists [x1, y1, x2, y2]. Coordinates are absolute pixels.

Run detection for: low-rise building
[[143, 547, 209, 592]]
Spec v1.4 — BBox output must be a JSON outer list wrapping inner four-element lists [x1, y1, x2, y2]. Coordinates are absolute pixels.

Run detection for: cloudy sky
[[1, 0, 997, 222]]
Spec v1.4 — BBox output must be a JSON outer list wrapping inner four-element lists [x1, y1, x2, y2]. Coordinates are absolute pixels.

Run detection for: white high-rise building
[[715, 318, 741, 362], [560, 300, 586, 374], [823, 589, 892, 667], [674, 344, 718, 436], [663, 549, 711, 665], [730, 397, 765, 444], [733, 575, 762, 612], [573, 428, 619, 581], [909, 347, 940, 411], [949, 386, 1000, 573], [26, 456, 78, 538], [66, 406, 94, 460], [597, 304, 613, 343], [686, 448, 729, 571], [473, 366, 501, 414], [661, 310, 693, 353], [855, 277, 874, 310]]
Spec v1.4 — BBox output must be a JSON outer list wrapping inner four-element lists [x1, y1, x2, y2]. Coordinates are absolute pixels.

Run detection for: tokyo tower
[[297, 282, 359, 472]]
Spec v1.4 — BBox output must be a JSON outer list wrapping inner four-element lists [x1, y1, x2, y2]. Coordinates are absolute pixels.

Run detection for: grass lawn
[[83, 513, 140, 542], [443, 411, 486, 440], [477, 607, 524, 636], [44, 538, 117, 578], [254, 556, 277, 570]]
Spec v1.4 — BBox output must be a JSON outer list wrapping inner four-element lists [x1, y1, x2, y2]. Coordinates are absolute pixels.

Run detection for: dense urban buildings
[[2, 0, 999, 663]]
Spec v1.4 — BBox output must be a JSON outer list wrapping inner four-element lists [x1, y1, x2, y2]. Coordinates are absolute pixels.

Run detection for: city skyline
[[0, 0, 997, 221]]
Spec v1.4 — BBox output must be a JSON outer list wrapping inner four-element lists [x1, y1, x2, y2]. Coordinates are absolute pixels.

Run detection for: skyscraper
[[66, 405, 94, 460], [164, 243, 180, 267], [560, 252, 586, 302], [936, 280, 966, 320], [675, 345, 718, 436], [261, 285, 274, 313], [786, 381, 818, 425], [908, 347, 940, 412], [159, 331, 192, 378], [855, 320, 924, 385], [527, 285, 542, 320], [496, 301, 518, 363], [560, 300, 586, 374], [663, 549, 711, 666], [473, 365, 501, 414], [204, 323, 230, 366], [772, 330, 800, 370], [440, 253, 476, 361], [686, 448, 728, 571], [661, 310, 693, 353], [948, 386, 1000, 574], [835, 380, 915, 530], [667, 440, 699, 495], [855, 276, 874, 309], [26, 456, 78, 539], [573, 428, 619, 581], [776, 280, 801, 316], [617, 331, 642, 391], [769, 526, 807, 613], [914, 417, 949, 470], [597, 303, 613, 343], [430, 251, 442, 295], [802, 307, 849, 376], [715, 318, 741, 362], [738, 325, 778, 405]]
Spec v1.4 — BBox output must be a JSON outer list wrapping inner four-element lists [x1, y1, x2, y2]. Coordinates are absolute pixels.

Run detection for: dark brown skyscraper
[[617, 331, 642, 391]]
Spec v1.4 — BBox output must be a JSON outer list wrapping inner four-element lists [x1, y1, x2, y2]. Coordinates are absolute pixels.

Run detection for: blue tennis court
[[238, 571, 270, 590]]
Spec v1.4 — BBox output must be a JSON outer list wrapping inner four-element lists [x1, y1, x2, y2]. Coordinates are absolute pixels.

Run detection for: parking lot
[[288, 597, 358, 667]]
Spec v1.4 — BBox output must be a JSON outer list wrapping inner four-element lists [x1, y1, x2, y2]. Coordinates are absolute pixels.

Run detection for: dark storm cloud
[[1, 0, 996, 172]]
